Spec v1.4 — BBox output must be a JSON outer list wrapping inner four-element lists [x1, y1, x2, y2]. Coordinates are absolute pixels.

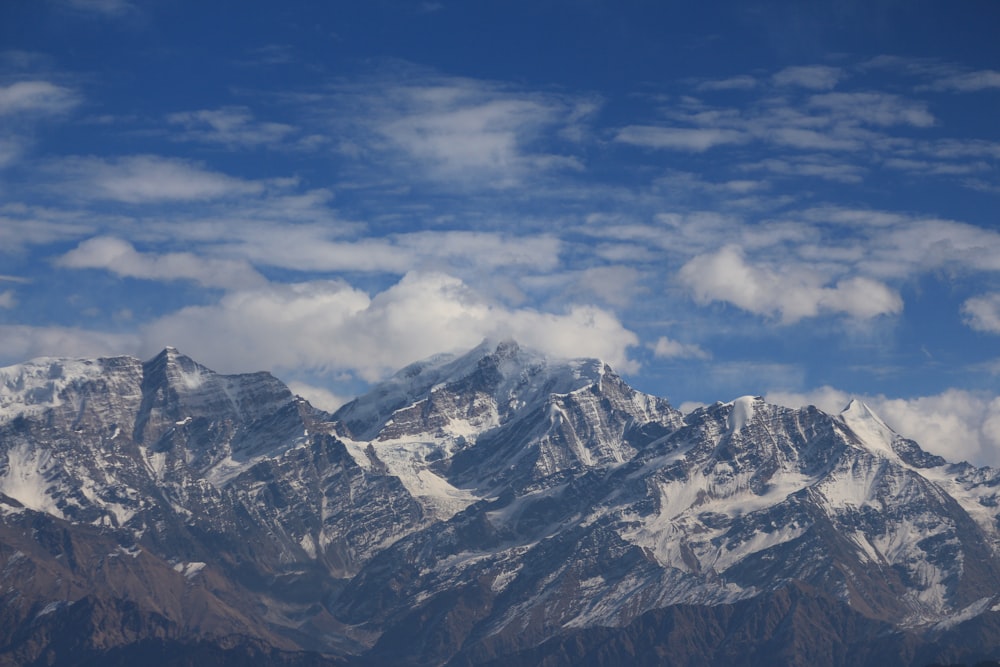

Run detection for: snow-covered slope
[[4, 341, 1000, 667]]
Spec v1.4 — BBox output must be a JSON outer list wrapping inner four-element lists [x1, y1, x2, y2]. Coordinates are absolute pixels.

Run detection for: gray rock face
[[4, 342, 1000, 666]]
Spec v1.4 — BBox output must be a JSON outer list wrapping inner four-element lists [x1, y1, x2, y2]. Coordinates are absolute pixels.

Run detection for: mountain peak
[[333, 339, 609, 441], [839, 398, 901, 461]]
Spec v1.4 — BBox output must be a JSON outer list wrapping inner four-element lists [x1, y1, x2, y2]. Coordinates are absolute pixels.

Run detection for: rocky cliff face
[[3, 341, 1000, 666]]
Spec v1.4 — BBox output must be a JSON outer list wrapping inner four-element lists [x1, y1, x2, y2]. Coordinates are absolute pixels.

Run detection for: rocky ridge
[[2, 341, 1000, 666]]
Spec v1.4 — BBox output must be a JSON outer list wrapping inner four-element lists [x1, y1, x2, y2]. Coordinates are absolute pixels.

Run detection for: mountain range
[[2, 340, 1000, 666]]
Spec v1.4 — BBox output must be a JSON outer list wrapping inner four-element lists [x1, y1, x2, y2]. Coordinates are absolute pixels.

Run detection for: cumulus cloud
[[57, 236, 267, 289], [142, 272, 639, 382], [769, 387, 1000, 467], [0, 290, 16, 309], [677, 245, 902, 323], [50, 155, 263, 203], [772, 65, 844, 90], [649, 336, 710, 360], [0, 81, 79, 116], [962, 293, 1000, 334]]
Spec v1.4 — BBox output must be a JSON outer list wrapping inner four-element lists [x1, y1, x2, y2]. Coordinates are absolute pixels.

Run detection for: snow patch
[[840, 399, 902, 463], [173, 561, 206, 578], [0, 442, 65, 518]]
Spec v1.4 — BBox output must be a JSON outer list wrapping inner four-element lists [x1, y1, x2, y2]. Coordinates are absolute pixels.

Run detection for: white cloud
[[696, 76, 758, 92], [766, 127, 862, 151], [962, 293, 1000, 334], [649, 336, 710, 360], [218, 226, 562, 276], [0, 205, 97, 252], [51, 155, 263, 203], [286, 381, 350, 413], [166, 107, 295, 147], [677, 244, 902, 323], [0, 325, 140, 366], [807, 92, 935, 128], [520, 266, 643, 309], [766, 386, 851, 415], [57, 236, 267, 289], [142, 272, 639, 382], [882, 158, 990, 176], [0, 290, 16, 309], [62, 0, 134, 14], [330, 75, 594, 188], [379, 96, 580, 185], [772, 65, 844, 90], [741, 156, 865, 183], [929, 69, 1000, 92], [615, 126, 747, 152], [0, 81, 78, 116], [767, 386, 1000, 467]]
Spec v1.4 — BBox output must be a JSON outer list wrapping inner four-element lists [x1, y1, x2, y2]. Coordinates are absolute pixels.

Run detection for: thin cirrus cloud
[[695, 75, 758, 92], [48, 155, 264, 203], [649, 336, 711, 360], [214, 225, 563, 276], [166, 107, 296, 147], [927, 69, 1000, 92], [612, 86, 934, 161], [56, 236, 268, 290], [614, 126, 748, 152], [771, 65, 845, 90], [805, 92, 935, 128], [324, 73, 595, 188], [61, 0, 134, 15]]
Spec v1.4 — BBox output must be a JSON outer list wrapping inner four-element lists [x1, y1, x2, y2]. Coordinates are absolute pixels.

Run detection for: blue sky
[[2, 0, 1000, 463]]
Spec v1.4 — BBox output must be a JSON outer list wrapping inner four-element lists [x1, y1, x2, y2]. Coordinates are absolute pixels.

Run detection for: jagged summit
[[333, 338, 610, 442]]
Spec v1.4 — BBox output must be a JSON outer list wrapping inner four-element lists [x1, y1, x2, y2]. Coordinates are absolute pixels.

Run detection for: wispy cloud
[[741, 155, 865, 182], [48, 155, 264, 203], [806, 91, 935, 127], [771, 65, 844, 90], [318, 71, 596, 189], [615, 126, 747, 151], [0, 80, 79, 116], [166, 106, 295, 147], [61, 0, 134, 15], [649, 336, 710, 360], [927, 69, 1000, 92], [695, 75, 758, 92], [57, 236, 268, 290]]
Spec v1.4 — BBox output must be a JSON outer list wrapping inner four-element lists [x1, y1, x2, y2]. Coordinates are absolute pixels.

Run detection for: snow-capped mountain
[[3, 341, 1000, 666]]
